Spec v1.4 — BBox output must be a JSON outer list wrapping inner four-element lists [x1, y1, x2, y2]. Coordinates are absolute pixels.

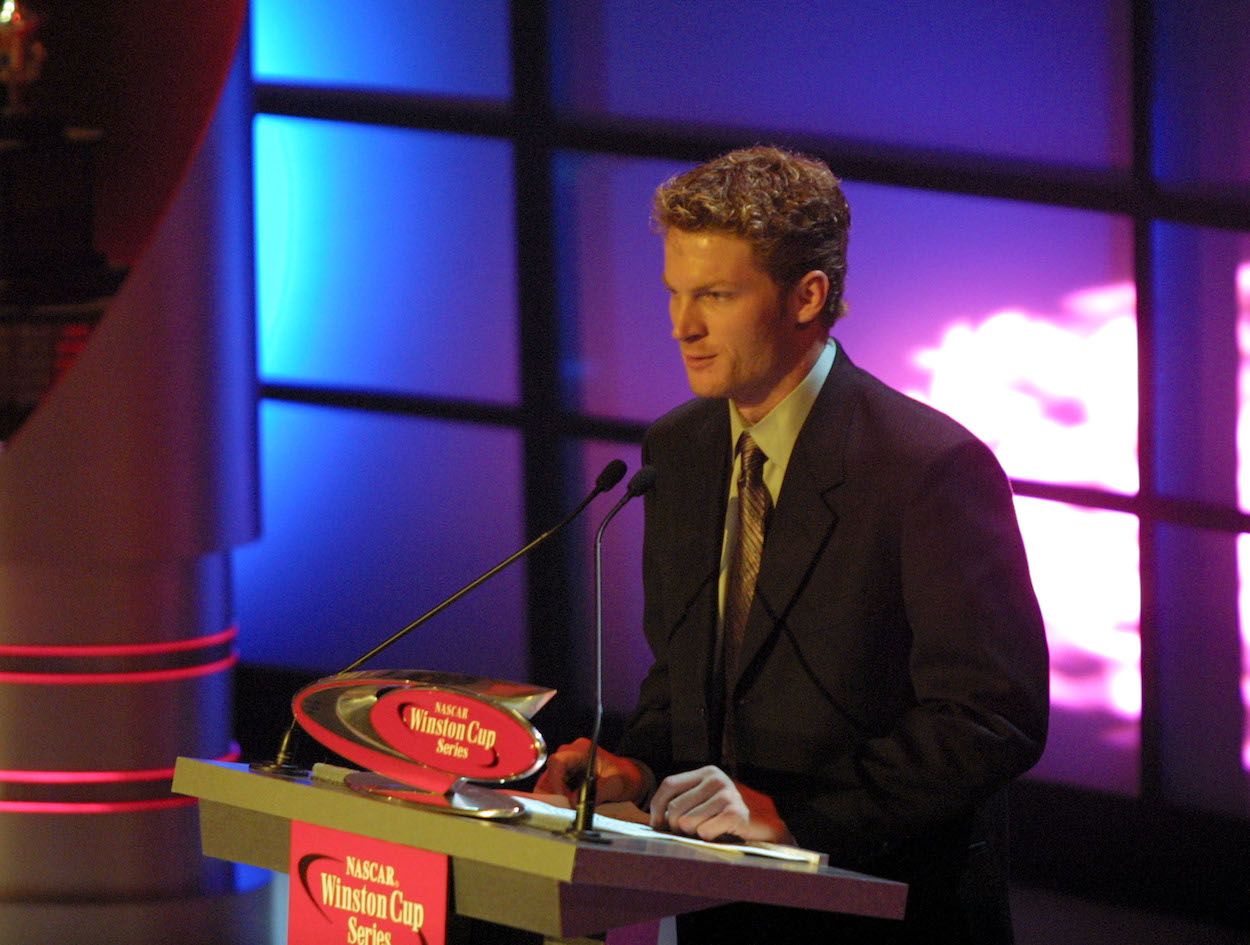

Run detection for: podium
[[173, 758, 906, 944]]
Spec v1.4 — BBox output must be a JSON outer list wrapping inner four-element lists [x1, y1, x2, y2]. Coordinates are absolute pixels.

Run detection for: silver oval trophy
[[290, 670, 555, 820]]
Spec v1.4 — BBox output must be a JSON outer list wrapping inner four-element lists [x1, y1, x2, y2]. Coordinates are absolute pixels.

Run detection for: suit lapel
[[661, 402, 730, 761], [727, 352, 858, 696], [667, 406, 729, 626]]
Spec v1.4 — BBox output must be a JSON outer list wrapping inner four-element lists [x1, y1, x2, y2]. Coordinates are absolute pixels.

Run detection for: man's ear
[[790, 270, 830, 327]]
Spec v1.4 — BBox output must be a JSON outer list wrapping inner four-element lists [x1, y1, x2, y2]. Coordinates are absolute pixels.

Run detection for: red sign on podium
[[291, 671, 554, 799], [288, 821, 448, 945]]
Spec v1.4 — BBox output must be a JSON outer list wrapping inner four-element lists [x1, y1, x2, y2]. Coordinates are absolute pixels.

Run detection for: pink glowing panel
[[907, 284, 1139, 495], [1012, 498, 1141, 793], [1240, 535, 1250, 773], [908, 257, 1250, 786], [1236, 261, 1250, 772], [903, 284, 1141, 793], [839, 183, 1136, 493]]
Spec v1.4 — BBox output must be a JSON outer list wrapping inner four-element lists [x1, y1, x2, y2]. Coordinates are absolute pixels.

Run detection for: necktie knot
[[738, 432, 767, 486]]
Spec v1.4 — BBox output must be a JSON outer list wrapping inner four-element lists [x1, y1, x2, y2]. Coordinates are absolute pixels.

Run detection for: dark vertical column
[[511, 0, 589, 744], [1131, 0, 1160, 804], [1140, 0, 1247, 814]]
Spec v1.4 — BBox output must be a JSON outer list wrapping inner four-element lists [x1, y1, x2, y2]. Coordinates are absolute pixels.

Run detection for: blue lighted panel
[[551, 0, 1129, 167], [235, 402, 530, 680], [252, 0, 511, 98], [255, 117, 519, 403]]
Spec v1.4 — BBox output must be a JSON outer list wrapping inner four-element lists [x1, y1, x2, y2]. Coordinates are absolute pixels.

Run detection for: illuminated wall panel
[[551, 0, 1130, 167], [1015, 498, 1140, 793], [1239, 258, 1250, 513], [1235, 258, 1250, 779], [235, 402, 529, 679], [575, 441, 647, 720], [252, 0, 511, 98], [1152, 522, 1242, 807], [1239, 536, 1250, 776], [255, 117, 519, 403], [840, 184, 1137, 491], [555, 152, 693, 423]]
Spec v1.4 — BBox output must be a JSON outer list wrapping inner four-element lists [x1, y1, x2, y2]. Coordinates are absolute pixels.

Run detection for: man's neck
[[732, 335, 829, 425]]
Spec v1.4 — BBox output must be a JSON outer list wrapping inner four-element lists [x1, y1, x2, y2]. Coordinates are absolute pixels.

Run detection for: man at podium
[[537, 146, 1049, 945]]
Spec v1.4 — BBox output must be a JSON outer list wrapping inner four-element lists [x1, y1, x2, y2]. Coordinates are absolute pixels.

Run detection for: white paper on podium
[[509, 794, 825, 866]]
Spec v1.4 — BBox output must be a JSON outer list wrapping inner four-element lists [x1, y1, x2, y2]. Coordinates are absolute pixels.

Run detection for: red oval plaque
[[291, 673, 550, 793], [369, 688, 543, 782]]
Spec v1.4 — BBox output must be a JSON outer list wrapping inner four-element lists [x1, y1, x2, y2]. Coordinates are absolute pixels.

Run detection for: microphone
[[253, 458, 629, 776], [569, 464, 658, 841]]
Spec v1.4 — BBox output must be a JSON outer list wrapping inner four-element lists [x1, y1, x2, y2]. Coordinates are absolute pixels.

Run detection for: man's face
[[663, 228, 810, 422]]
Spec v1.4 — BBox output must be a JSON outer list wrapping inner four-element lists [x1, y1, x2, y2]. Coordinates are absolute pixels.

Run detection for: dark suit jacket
[[616, 348, 1049, 944]]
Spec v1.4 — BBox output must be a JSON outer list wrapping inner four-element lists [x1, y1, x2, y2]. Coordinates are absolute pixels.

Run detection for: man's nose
[[670, 297, 702, 341]]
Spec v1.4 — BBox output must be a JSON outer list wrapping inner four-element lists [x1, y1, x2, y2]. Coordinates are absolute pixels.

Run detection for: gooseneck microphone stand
[[568, 465, 658, 841], [251, 459, 629, 777]]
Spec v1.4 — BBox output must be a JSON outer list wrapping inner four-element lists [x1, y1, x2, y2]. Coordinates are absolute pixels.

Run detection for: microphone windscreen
[[626, 465, 658, 497], [596, 459, 627, 492]]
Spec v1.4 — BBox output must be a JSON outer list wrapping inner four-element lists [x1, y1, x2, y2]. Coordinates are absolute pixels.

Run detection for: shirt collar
[[730, 338, 837, 470]]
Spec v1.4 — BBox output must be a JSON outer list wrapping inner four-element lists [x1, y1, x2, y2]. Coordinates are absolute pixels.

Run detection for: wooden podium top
[[173, 758, 906, 941]]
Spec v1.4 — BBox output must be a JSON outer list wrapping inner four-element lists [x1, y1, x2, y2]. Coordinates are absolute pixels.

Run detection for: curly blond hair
[[652, 146, 851, 327]]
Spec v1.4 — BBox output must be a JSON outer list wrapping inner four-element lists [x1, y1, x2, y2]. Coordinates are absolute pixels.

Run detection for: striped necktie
[[721, 431, 770, 769]]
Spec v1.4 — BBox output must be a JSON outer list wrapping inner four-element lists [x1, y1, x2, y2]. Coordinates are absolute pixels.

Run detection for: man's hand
[[649, 766, 793, 844], [534, 738, 648, 806]]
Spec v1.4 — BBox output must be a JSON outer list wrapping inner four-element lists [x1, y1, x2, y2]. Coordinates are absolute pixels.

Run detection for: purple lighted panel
[[551, 0, 1131, 169]]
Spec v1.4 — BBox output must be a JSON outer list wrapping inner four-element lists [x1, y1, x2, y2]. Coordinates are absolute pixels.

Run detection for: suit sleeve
[[763, 438, 1049, 867]]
